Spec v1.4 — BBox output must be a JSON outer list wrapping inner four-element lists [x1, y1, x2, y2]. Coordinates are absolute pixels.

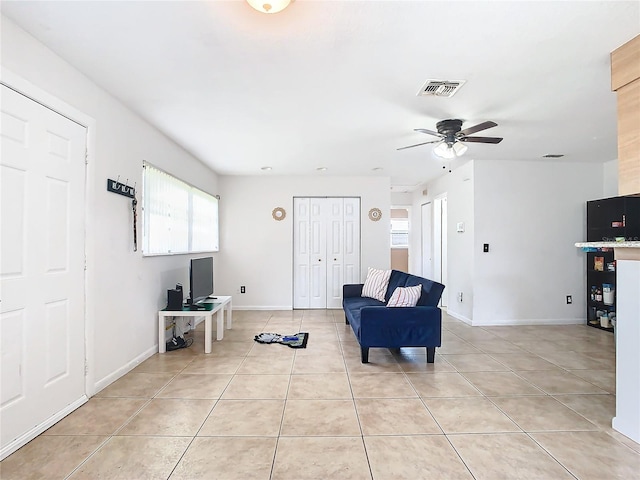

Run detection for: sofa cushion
[[343, 295, 385, 337], [387, 284, 422, 307], [361, 267, 392, 302]]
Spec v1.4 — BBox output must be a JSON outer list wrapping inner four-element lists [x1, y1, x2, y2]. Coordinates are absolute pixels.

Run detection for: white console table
[[158, 295, 232, 354]]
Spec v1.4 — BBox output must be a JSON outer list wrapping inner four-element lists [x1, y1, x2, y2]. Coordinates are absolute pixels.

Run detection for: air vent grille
[[418, 79, 466, 97]]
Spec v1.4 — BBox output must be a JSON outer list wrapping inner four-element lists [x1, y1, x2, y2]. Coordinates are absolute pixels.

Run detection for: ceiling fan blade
[[397, 140, 441, 150], [414, 128, 442, 137], [459, 121, 497, 136], [460, 136, 503, 144]]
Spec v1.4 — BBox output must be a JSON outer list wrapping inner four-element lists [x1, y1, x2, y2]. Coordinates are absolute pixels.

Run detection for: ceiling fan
[[398, 119, 503, 158]]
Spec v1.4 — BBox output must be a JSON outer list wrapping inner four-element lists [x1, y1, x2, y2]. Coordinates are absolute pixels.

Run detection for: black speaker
[[167, 288, 183, 310]]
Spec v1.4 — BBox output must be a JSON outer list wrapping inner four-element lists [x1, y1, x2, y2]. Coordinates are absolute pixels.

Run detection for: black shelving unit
[[582, 195, 639, 333], [587, 195, 640, 242], [585, 250, 615, 332]]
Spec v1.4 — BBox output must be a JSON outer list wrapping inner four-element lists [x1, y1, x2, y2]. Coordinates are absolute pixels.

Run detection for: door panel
[[309, 198, 327, 308], [293, 198, 310, 308], [0, 86, 86, 453], [326, 198, 344, 309], [342, 198, 360, 286]]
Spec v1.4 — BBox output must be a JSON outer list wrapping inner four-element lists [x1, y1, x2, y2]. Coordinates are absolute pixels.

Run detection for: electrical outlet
[[566, 295, 572, 304], [240, 285, 246, 294], [458, 292, 463, 302]]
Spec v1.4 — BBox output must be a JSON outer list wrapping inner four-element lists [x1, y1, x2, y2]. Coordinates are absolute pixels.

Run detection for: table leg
[[216, 309, 224, 340], [226, 301, 233, 330], [205, 314, 212, 354], [159, 313, 166, 353]]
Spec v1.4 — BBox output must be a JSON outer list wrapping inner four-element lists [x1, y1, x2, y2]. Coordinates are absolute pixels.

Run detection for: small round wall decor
[[368, 208, 382, 222], [272, 207, 286, 221]]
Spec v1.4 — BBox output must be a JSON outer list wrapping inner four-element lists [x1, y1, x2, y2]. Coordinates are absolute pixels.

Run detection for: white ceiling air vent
[[417, 79, 466, 97]]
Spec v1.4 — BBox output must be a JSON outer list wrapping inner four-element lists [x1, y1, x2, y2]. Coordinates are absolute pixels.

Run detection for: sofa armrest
[[343, 284, 364, 298]]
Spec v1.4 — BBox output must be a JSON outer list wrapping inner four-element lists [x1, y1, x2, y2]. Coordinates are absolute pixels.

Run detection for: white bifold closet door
[[294, 197, 360, 309]]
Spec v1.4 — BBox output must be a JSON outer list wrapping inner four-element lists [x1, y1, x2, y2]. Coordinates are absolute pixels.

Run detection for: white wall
[[218, 175, 391, 309], [391, 192, 412, 205], [1, 17, 219, 392], [603, 159, 619, 198], [473, 160, 603, 325], [411, 161, 475, 322]]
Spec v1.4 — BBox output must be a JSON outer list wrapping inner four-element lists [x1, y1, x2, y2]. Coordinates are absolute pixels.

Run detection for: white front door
[[293, 197, 360, 309], [1, 85, 87, 457]]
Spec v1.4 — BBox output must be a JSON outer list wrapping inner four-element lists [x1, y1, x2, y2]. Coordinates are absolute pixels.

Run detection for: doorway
[[390, 207, 409, 272], [1, 84, 88, 459], [293, 197, 361, 309]]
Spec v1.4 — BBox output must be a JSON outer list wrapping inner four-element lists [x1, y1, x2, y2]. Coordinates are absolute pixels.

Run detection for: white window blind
[[390, 218, 409, 248], [142, 163, 219, 255]]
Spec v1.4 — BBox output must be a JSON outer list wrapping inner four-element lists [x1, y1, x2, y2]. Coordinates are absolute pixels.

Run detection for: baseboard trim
[[445, 310, 472, 325], [0, 395, 88, 461], [471, 317, 584, 327], [93, 345, 157, 394], [233, 306, 294, 311]]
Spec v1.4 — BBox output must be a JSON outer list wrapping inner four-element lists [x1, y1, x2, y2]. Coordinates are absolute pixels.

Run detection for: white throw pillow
[[387, 284, 422, 307], [361, 267, 392, 302]]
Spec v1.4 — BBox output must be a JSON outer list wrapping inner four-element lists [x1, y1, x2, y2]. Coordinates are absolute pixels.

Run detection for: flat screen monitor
[[189, 256, 213, 305]]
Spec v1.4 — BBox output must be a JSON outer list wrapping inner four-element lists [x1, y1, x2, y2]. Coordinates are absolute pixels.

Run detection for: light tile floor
[[2, 310, 640, 479]]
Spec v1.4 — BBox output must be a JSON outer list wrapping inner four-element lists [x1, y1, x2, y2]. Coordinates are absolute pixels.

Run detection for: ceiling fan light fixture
[[433, 142, 456, 159], [246, 0, 291, 14], [452, 142, 468, 156]]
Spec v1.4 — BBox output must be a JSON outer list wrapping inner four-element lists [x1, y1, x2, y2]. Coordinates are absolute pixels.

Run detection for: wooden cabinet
[[611, 34, 640, 196]]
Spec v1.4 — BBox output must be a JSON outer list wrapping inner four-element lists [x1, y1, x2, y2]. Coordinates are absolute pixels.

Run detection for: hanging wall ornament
[[368, 208, 382, 222], [272, 207, 286, 221]]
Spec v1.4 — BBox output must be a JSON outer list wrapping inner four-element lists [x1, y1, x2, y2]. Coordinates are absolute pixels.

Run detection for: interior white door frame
[[433, 193, 448, 307], [1, 69, 97, 458], [421, 202, 433, 279]]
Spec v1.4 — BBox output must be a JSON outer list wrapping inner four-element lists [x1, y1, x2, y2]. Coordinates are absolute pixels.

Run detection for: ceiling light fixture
[[433, 141, 468, 159], [246, 0, 292, 14], [261, 166, 273, 171], [316, 167, 328, 171]]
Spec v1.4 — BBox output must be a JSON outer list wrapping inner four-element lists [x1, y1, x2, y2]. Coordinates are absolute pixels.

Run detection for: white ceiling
[[3, 1, 639, 191]]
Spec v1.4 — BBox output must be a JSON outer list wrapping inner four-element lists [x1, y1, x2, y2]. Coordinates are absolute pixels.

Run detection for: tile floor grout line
[[61, 435, 114, 480], [5, 311, 636, 479], [523, 431, 581, 480]]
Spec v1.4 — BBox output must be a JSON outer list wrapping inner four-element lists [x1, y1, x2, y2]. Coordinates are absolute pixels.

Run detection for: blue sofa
[[342, 270, 445, 363]]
